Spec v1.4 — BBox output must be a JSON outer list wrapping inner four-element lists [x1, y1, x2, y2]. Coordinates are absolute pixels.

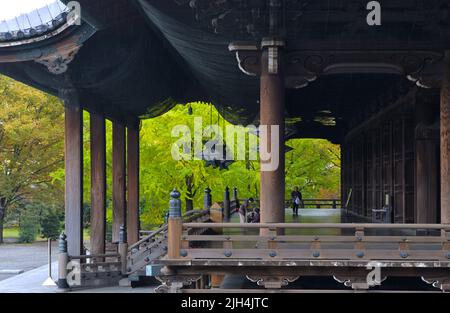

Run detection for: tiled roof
[[0, 1, 68, 41]]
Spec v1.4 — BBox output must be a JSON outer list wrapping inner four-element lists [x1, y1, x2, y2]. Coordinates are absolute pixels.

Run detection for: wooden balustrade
[[227, 198, 342, 209], [164, 222, 450, 263], [126, 208, 211, 275]]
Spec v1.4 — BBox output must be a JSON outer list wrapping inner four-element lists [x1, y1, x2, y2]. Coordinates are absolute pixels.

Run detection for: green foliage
[[83, 203, 91, 228], [106, 221, 112, 242], [0, 74, 341, 236], [0, 75, 65, 242], [19, 206, 39, 243], [136, 103, 341, 227], [40, 208, 62, 240], [285, 138, 341, 199], [3, 227, 19, 239], [138, 103, 260, 228]]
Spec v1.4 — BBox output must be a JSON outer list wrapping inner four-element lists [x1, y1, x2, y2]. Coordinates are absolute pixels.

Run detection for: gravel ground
[[0, 241, 58, 281]]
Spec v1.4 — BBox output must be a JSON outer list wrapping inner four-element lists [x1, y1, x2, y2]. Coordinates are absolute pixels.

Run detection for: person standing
[[238, 198, 253, 223], [251, 208, 260, 223], [291, 186, 303, 216]]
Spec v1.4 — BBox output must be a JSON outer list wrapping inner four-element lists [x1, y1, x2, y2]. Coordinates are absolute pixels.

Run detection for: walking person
[[291, 186, 303, 216], [237, 198, 253, 223]]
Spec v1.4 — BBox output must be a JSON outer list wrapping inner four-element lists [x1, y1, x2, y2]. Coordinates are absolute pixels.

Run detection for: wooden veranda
[[0, 0, 449, 291]]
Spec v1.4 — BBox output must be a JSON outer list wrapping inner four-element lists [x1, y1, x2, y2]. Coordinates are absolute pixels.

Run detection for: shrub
[[106, 221, 112, 242], [83, 203, 91, 228], [40, 209, 61, 240], [19, 208, 39, 243]]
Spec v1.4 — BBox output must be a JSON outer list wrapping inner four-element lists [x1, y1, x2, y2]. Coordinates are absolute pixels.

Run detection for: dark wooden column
[[340, 144, 344, 207], [90, 113, 106, 255], [127, 126, 140, 245], [64, 105, 83, 256], [112, 123, 126, 243], [441, 52, 450, 224], [415, 94, 439, 224], [259, 40, 285, 233]]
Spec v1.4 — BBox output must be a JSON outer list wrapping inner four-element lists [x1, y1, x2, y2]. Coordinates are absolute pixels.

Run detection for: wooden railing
[[228, 198, 342, 209], [165, 222, 450, 262], [57, 229, 127, 289], [68, 253, 122, 272], [126, 209, 210, 275], [57, 253, 123, 288], [299, 198, 341, 208]]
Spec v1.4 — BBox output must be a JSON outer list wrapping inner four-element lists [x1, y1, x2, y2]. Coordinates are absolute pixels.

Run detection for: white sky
[[0, 0, 57, 21]]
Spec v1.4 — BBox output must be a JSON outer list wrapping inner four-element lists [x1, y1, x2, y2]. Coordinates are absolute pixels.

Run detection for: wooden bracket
[[422, 276, 450, 292], [246, 275, 299, 289], [155, 274, 202, 293]]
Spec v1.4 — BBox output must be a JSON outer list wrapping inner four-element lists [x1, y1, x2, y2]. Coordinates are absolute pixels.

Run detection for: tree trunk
[[185, 186, 194, 212], [0, 198, 5, 244], [0, 217, 3, 244], [185, 196, 193, 212], [185, 175, 194, 212]]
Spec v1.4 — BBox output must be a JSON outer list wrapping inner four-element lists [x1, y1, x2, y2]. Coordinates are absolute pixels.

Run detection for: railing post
[[203, 186, 212, 210], [354, 227, 365, 254], [118, 225, 128, 275], [57, 232, 69, 289], [332, 200, 337, 209], [443, 229, 450, 253], [224, 186, 231, 222], [168, 188, 182, 259]]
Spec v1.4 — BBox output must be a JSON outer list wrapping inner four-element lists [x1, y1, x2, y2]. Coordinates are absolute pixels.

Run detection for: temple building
[[0, 0, 449, 291]]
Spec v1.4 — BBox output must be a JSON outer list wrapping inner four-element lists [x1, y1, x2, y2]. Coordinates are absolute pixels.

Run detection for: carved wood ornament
[[246, 275, 299, 289], [36, 45, 81, 75], [230, 42, 444, 89]]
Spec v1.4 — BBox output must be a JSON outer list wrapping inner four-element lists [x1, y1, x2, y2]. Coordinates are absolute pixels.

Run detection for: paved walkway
[[0, 241, 58, 281], [0, 262, 59, 293], [0, 241, 156, 293], [0, 261, 156, 293]]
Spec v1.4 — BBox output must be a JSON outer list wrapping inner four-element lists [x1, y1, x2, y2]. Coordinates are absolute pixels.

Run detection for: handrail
[[183, 209, 210, 218], [69, 253, 120, 260], [129, 209, 210, 251], [228, 198, 341, 203], [129, 224, 168, 251], [227, 198, 342, 208], [183, 222, 450, 230]]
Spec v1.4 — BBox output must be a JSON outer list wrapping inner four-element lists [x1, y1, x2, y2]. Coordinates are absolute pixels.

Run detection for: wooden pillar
[[340, 144, 345, 210], [259, 40, 285, 234], [90, 113, 106, 256], [168, 189, 182, 259], [415, 95, 439, 224], [64, 105, 83, 256], [57, 233, 69, 289], [127, 126, 140, 245], [112, 123, 126, 243], [361, 133, 366, 218], [441, 52, 450, 224], [351, 144, 355, 213], [118, 225, 128, 274]]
